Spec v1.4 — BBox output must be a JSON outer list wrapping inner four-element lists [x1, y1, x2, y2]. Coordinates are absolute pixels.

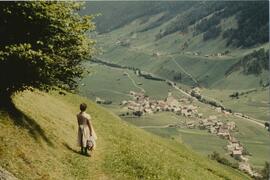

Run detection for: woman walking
[[77, 103, 97, 156]]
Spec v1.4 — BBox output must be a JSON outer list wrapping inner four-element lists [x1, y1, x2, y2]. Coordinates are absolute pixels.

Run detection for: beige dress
[[77, 112, 97, 148]]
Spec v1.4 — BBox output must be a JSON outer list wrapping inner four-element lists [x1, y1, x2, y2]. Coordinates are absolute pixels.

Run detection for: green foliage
[[97, 100, 112, 105], [173, 72, 182, 82], [195, 12, 223, 34], [156, 2, 229, 39], [196, 1, 268, 44], [209, 151, 238, 169], [229, 92, 239, 99], [224, 2, 269, 47], [226, 48, 269, 76], [133, 111, 143, 117], [156, 1, 268, 45], [259, 162, 270, 180], [138, 13, 173, 33], [83, 1, 196, 33], [203, 26, 221, 41], [157, 14, 190, 39], [156, 3, 212, 39], [0, 2, 95, 98]]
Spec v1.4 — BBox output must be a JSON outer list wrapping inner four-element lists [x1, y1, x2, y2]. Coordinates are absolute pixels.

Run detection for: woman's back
[[77, 112, 91, 126]]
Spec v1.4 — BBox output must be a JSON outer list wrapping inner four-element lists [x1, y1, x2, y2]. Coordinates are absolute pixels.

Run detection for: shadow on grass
[[1, 100, 54, 147], [63, 143, 81, 155]]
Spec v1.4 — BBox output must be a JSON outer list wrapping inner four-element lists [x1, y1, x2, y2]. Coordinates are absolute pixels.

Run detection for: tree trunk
[[0, 90, 13, 110]]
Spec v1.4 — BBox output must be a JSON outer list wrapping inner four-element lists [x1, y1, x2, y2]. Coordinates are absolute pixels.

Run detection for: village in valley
[[115, 88, 261, 177]]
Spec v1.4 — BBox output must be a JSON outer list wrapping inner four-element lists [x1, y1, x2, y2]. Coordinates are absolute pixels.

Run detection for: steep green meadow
[[0, 90, 249, 179]]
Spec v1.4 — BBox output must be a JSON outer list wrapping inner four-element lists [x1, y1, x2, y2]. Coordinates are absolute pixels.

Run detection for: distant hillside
[[0, 90, 249, 179], [85, 1, 269, 47], [226, 48, 269, 77], [82, 1, 196, 33], [85, 1, 268, 89]]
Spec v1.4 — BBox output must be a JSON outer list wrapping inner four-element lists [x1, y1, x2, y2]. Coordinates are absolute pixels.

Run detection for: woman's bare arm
[[87, 119, 93, 136], [77, 116, 80, 130]]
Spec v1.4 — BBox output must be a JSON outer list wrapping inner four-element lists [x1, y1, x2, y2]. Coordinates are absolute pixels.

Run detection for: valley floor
[[79, 63, 270, 171]]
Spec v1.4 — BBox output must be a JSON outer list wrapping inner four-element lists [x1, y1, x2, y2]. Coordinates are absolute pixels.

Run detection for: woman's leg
[[84, 147, 89, 156], [80, 132, 84, 154], [81, 146, 84, 154]]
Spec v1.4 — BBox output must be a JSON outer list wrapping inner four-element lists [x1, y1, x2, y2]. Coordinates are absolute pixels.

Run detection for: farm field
[[201, 88, 270, 122], [230, 116, 270, 169], [146, 127, 230, 158], [79, 64, 185, 103], [79, 63, 270, 169]]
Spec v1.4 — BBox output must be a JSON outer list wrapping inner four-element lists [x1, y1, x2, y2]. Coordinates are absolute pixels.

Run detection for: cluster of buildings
[[95, 97, 112, 105], [115, 39, 130, 47], [185, 51, 200, 56], [198, 117, 246, 159], [190, 87, 232, 116], [152, 52, 161, 57], [184, 51, 230, 57], [96, 97, 105, 104], [204, 51, 230, 57], [121, 91, 199, 117], [198, 117, 235, 138], [227, 137, 246, 161], [198, 116, 260, 177], [226, 137, 260, 177], [239, 161, 261, 178], [120, 91, 259, 177]]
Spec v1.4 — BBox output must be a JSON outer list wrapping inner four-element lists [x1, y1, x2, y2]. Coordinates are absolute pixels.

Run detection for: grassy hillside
[[86, 1, 268, 48], [201, 87, 270, 121], [91, 1, 269, 90], [0, 90, 249, 179], [82, 2, 195, 33], [95, 14, 268, 89]]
